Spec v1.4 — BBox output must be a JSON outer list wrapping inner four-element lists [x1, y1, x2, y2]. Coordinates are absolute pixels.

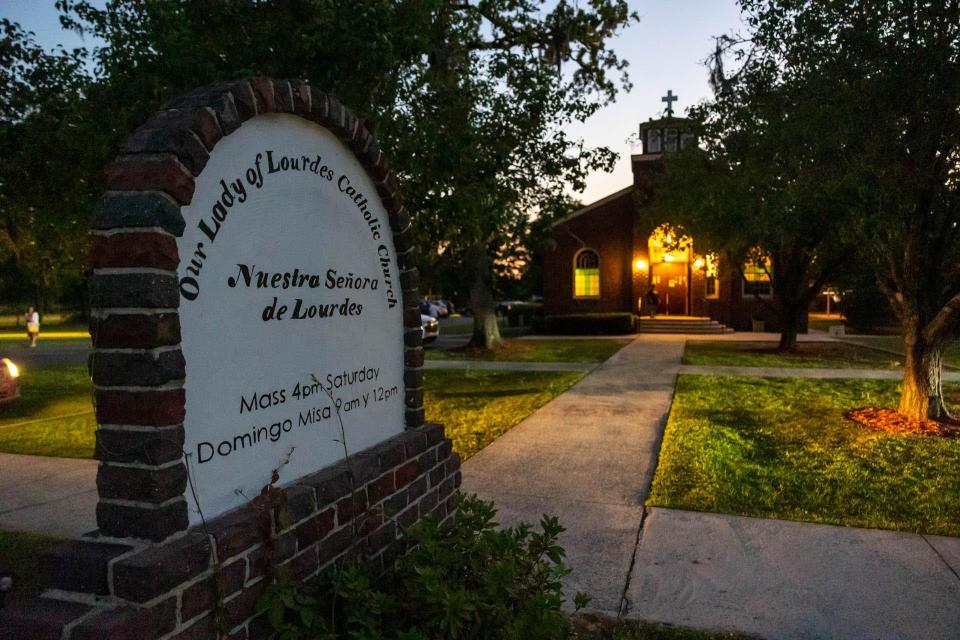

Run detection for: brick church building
[[543, 93, 792, 333]]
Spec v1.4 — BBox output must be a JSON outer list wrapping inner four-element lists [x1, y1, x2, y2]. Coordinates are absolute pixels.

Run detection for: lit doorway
[[648, 225, 691, 316]]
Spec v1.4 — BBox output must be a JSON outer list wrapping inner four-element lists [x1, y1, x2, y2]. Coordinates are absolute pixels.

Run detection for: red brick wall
[[0, 425, 460, 640], [544, 190, 636, 315]]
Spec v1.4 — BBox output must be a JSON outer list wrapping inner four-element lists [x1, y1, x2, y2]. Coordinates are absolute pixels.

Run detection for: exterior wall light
[[693, 258, 705, 269], [635, 259, 647, 271]]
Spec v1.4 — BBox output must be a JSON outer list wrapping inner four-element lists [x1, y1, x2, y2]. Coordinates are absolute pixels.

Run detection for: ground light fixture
[[2, 358, 18, 378]]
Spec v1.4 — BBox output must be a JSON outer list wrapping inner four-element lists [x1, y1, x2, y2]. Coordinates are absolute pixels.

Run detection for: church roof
[[551, 184, 634, 227]]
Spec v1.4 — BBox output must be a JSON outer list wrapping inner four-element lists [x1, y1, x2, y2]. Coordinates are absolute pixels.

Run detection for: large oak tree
[[664, 0, 960, 419], [2, 0, 635, 347]]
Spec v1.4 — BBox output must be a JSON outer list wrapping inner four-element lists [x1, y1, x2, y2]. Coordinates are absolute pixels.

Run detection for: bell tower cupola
[[638, 90, 696, 156]]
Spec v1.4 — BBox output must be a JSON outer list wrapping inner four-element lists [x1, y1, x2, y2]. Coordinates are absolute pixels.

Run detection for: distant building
[[543, 93, 797, 332]]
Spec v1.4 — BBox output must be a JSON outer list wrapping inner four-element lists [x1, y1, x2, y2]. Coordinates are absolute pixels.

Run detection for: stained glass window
[[574, 250, 600, 298], [742, 257, 772, 297]]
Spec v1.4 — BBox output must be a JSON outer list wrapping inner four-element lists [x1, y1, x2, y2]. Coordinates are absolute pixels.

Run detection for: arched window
[[574, 249, 600, 298]]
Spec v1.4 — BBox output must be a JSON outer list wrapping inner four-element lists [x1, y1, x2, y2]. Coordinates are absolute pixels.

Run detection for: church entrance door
[[652, 261, 688, 315]]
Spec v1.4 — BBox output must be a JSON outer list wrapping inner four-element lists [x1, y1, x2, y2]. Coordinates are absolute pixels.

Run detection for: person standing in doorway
[[24, 306, 39, 347], [645, 285, 659, 319]]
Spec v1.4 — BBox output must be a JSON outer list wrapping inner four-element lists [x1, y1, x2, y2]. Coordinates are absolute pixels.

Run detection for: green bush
[[507, 302, 544, 328], [259, 495, 588, 640], [541, 313, 636, 335]]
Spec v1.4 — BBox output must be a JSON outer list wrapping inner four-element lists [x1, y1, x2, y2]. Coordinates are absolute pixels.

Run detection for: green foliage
[[648, 375, 960, 536], [0, 530, 64, 603], [0, 19, 97, 310], [650, 4, 857, 349], [505, 302, 543, 327], [541, 313, 635, 335], [258, 495, 586, 640], [705, 1, 960, 413], [2, 1, 637, 335]]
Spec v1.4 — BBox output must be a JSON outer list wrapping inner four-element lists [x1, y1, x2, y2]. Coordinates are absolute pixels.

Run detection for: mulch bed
[[846, 407, 960, 438]]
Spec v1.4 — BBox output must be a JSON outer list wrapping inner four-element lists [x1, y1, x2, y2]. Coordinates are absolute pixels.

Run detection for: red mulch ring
[[846, 407, 960, 438]]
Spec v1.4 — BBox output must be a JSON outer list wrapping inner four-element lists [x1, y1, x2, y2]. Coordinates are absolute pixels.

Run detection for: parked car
[[0, 358, 21, 404], [421, 314, 440, 343], [419, 300, 441, 318], [429, 300, 449, 318]]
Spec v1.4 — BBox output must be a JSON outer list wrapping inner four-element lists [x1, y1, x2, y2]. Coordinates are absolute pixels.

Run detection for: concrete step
[[636, 317, 732, 334], [638, 328, 729, 334]]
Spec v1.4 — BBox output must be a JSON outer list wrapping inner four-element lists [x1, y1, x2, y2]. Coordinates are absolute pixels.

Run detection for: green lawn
[[648, 375, 960, 536], [425, 368, 582, 460], [573, 615, 754, 640], [0, 363, 576, 462], [440, 317, 515, 336], [807, 314, 843, 333], [840, 335, 960, 368], [0, 530, 63, 602], [683, 340, 904, 369], [427, 338, 631, 363], [0, 364, 95, 458]]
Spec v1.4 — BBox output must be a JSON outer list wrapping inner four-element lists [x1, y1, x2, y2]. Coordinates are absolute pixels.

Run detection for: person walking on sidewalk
[[24, 306, 39, 347], [645, 286, 660, 319]]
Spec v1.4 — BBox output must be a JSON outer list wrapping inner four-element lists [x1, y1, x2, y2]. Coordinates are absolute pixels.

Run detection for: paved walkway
[[680, 364, 960, 381], [628, 509, 960, 639], [462, 334, 960, 639], [462, 335, 683, 613], [0, 453, 97, 538]]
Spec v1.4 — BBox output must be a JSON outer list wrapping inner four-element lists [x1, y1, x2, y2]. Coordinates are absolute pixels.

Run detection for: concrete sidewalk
[[461, 335, 683, 613], [462, 333, 960, 639], [627, 508, 960, 639], [0, 452, 97, 538]]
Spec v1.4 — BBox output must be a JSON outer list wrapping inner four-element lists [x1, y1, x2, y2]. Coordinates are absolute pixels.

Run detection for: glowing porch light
[[693, 258, 705, 269], [635, 259, 648, 271], [3, 358, 19, 378]]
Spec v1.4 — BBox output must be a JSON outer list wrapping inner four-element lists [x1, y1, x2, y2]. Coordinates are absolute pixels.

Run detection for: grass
[[0, 530, 63, 602], [0, 363, 95, 458], [573, 615, 754, 640], [807, 314, 843, 333], [427, 338, 631, 363], [424, 368, 583, 460], [647, 375, 960, 536], [0, 312, 89, 338], [0, 363, 577, 462], [682, 340, 904, 369], [840, 335, 960, 368]]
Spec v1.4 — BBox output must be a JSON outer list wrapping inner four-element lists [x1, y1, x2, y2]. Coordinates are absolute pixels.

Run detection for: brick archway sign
[[0, 77, 460, 640]]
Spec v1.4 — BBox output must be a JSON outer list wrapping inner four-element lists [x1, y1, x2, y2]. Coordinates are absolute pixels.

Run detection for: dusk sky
[[2, 0, 745, 204]]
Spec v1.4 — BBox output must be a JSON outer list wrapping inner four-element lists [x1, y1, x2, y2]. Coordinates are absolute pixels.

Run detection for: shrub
[[507, 302, 544, 328], [258, 495, 588, 640], [541, 313, 636, 335]]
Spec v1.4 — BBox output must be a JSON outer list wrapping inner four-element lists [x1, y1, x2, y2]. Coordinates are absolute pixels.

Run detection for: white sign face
[[177, 114, 405, 523]]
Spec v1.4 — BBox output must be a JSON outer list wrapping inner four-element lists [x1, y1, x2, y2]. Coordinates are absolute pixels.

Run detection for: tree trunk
[[777, 306, 801, 352], [899, 328, 950, 421], [466, 244, 502, 350]]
